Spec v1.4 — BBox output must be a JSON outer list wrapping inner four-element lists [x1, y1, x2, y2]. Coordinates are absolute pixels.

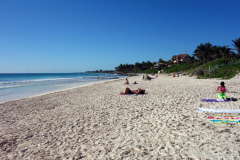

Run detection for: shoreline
[[1, 75, 240, 159], [0, 77, 125, 105]]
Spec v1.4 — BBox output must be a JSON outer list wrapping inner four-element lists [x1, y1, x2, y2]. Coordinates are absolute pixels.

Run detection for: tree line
[[193, 38, 240, 63], [115, 61, 156, 73], [115, 38, 240, 73]]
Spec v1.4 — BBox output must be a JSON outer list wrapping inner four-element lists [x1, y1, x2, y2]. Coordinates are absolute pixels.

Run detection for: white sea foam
[[0, 77, 82, 84], [0, 73, 126, 103], [0, 76, 111, 85]]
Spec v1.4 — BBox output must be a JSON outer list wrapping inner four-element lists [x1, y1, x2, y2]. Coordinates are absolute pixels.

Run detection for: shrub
[[134, 69, 158, 74]]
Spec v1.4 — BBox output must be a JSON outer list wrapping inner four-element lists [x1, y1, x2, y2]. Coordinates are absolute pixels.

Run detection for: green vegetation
[[232, 38, 240, 55], [210, 63, 240, 79], [114, 37, 240, 79], [162, 62, 203, 74], [197, 58, 240, 79], [134, 69, 158, 74], [115, 61, 155, 73], [162, 58, 240, 79]]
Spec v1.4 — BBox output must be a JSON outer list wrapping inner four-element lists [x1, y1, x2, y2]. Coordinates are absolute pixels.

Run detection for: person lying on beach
[[146, 75, 154, 80], [123, 78, 129, 84], [216, 81, 227, 100], [121, 87, 145, 94]]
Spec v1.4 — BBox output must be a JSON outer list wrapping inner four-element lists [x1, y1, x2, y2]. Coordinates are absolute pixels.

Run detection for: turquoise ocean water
[[0, 73, 125, 103]]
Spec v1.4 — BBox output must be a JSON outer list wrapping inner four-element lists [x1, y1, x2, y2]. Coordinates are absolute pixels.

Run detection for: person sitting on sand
[[123, 78, 129, 84], [216, 81, 227, 100], [121, 87, 145, 94], [133, 81, 137, 84]]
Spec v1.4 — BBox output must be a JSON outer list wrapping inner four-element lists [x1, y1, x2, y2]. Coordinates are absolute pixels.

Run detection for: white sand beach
[[1, 75, 240, 159]]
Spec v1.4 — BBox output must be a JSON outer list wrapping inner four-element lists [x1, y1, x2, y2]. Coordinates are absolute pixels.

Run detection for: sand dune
[[1, 75, 240, 159]]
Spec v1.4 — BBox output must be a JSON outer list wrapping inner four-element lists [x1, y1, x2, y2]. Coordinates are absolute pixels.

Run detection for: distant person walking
[[98, 76, 99, 81], [142, 75, 145, 80]]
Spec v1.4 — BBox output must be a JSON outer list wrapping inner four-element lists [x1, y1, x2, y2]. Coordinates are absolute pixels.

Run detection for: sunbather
[[121, 87, 145, 94], [216, 81, 227, 100], [146, 75, 154, 80], [123, 78, 129, 84]]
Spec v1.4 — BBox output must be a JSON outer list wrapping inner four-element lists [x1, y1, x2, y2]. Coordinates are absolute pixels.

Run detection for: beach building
[[170, 54, 191, 64]]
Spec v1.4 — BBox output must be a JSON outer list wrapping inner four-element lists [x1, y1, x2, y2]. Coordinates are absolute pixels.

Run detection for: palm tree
[[188, 56, 197, 63], [204, 42, 214, 61], [219, 45, 231, 58], [232, 38, 240, 55], [212, 45, 221, 59], [141, 61, 146, 66], [228, 51, 237, 60], [115, 64, 124, 72], [193, 43, 206, 62], [158, 58, 165, 64], [193, 42, 214, 62], [140, 61, 147, 70], [146, 61, 152, 67], [134, 62, 140, 71]]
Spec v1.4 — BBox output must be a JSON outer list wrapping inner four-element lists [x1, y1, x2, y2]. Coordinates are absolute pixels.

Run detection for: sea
[[0, 73, 126, 103]]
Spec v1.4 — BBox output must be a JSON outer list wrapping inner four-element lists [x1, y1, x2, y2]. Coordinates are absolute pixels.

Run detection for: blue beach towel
[[209, 119, 239, 124], [201, 99, 231, 102]]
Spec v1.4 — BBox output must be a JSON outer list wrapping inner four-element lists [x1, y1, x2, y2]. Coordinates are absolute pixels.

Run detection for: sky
[[0, 0, 239, 73]]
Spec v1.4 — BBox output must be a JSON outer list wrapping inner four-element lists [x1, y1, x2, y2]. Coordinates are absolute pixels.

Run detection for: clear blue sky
[[0, 0, 239, 73]]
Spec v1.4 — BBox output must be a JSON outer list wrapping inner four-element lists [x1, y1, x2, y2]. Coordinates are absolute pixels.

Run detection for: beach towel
[[207, 115, 240, 119], [201, 99, 230, 102], [207, 115, 240, 124], [209, 119, 239, 124], [197, 107, 240, 113]]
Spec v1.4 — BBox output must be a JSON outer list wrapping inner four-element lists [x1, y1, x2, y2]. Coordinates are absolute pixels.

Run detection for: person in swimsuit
[[216, 81, 227, 100], [123, 78, 129, 84], [146, 75, 154, 80], [121, 87, 145, 95]]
